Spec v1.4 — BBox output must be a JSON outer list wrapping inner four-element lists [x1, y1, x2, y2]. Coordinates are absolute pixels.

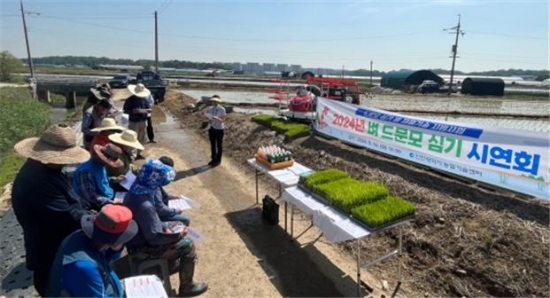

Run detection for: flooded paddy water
[[180, 89, 550, 133]]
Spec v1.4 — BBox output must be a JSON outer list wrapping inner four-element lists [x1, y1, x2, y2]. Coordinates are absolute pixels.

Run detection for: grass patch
[[351, 196, 416, 228], [0, 85, 51, 193], [0, 88, 51, 158], [0, 151, 25, 193], [252, 114, 310, 139], [314, 178, 389, 213]]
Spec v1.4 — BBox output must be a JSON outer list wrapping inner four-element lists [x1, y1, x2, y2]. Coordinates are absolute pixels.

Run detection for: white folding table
[[282, 186, 410, 297], [247, 158, 313, 231]]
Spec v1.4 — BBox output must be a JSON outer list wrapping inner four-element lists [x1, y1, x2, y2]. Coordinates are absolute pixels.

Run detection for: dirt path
[[143, 110, 358, 297]]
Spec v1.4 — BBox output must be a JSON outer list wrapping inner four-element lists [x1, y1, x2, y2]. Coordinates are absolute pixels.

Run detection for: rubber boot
[[177, 245, 208, 297]]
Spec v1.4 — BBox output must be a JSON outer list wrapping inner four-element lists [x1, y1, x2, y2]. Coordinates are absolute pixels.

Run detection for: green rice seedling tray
[[299, 168, 350, 188], [297, 184, 415, 233]]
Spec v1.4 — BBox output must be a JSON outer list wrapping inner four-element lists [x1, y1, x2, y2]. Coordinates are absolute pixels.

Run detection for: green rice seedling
[[351, 196, 416, 228], [251, 114, 275, 126], [301, 168, 350, 188], [251, 114, 309, 140], [315, 179, 389, 213]]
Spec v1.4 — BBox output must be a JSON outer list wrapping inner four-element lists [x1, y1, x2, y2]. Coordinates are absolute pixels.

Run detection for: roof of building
[[381, 70, 416, 79], [462, 77, 505, 84]]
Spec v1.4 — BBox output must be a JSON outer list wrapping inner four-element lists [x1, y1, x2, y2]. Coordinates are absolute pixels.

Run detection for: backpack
[[262, 195, 279, 225]]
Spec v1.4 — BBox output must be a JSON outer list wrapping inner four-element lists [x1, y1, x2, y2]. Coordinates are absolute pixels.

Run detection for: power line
[[31, 13, 151, 21], [158, 0, 174, 14], [468, 31, 546, 40], [26, 14, 431, 43]]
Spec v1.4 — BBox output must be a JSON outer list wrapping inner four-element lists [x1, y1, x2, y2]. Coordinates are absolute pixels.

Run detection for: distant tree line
[[21, 56, 235, 71], [20, 56, 549, 80]]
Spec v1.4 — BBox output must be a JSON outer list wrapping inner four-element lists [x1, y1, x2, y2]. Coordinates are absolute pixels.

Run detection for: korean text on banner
[[314, 98, 549, 200]]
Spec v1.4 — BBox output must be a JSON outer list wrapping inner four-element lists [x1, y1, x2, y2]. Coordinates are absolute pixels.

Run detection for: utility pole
[[444, 14, 465, 95], [370, 60, 373, 86], [154, 11, 159, 73], [20, 0, 34, 80]]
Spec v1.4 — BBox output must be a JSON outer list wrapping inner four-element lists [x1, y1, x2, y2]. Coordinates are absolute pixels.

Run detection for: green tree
[[0, 51, 24, 81], [535, 73, 549, 81]]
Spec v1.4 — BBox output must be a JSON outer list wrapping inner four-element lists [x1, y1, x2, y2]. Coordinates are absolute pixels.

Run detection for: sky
[[0, 0, 548, 72]]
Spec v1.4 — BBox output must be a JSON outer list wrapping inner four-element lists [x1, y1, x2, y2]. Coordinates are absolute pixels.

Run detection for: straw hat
[[210, 95, 221, 103], [92, 143, 124, 168], [108, 129, 144, 150], [91, 118, 125, 132], [127, 83, 151, 98], [14, 124, 90, 165], [90, 86, 112, 101]]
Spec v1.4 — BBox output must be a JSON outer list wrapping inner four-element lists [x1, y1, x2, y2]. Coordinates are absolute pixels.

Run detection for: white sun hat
[[108, 129, 145, 150], [91, 118, 125, 132], [127, 83, 151, 98]]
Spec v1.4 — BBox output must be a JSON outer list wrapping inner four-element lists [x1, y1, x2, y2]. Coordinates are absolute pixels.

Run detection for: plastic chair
[[128, 256, 173, 295]]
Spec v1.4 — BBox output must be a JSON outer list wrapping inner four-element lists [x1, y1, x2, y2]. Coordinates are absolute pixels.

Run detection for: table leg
[[290, 204, 294, 240], [278, 184, 282, 198], [284, 201, 288, 232], [357, 238, 361, 297], [255, 168, 259, 205]]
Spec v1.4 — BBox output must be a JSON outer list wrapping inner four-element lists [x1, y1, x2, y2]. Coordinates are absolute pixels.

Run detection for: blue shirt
[[73, 158, 114, 210], [207, 105, 226, 130], [47, 230, 124, 297]]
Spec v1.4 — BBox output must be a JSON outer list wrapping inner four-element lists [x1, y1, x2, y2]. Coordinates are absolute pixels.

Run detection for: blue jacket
[[47, 230, 124, 297]]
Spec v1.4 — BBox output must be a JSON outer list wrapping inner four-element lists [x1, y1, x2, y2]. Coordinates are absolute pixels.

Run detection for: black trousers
[[208, 128, 224, 162], [32, 264, 50, 297], [146, 116, 155, 142]]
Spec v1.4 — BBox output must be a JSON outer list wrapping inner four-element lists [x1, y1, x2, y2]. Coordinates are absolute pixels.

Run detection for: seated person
[[155, 156, 190, 226], [73, 144, 125, 211], [123, 159, 208, 297], [46, 205, 138, 297], [89, 118, 125, 153], [107, 130, 144, 190]]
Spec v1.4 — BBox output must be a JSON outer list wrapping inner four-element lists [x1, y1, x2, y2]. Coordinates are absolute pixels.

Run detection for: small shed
[[461, 77, 505, 96], [380, 70, 444, 90]]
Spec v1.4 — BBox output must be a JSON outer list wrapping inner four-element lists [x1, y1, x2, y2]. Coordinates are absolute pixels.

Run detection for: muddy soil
[[163, 90, 550, 297]]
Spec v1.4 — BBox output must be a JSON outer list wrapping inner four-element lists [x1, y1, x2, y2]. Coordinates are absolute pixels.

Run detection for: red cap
[[94, 204, 133, 234]]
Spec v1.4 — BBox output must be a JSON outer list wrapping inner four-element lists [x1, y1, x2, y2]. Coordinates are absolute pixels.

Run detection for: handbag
[[262, 195, 279, 225]]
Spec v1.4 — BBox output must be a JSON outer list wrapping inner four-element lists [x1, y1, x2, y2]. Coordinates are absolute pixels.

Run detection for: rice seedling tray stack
[[298, 169, 416, 232]]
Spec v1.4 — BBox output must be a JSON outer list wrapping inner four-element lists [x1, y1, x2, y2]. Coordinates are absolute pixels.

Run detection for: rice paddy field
[[181, 89, 549, 133]]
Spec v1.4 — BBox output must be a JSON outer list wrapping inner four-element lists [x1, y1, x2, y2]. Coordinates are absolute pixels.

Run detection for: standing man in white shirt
[[145, 93, 156, 143], [205, 95, 226, 167]]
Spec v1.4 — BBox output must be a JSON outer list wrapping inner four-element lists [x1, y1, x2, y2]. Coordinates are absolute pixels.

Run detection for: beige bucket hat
[[91, 118, 125, 132], [14, 124, 90, 165], [127, 83, 151, 98], [210, 95, 221, 103], [108, 129, 144, 150]]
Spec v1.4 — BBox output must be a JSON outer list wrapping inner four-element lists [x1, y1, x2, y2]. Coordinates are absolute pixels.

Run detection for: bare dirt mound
[[163, 91, 550, 297]]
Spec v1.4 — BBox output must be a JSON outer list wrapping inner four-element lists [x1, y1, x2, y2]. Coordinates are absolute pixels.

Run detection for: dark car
[[108, 75, 132, 88]]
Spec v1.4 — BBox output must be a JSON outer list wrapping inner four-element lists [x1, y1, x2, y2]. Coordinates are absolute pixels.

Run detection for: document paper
[[119, 170, 136, 190], [123, 275, 168, 298]]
